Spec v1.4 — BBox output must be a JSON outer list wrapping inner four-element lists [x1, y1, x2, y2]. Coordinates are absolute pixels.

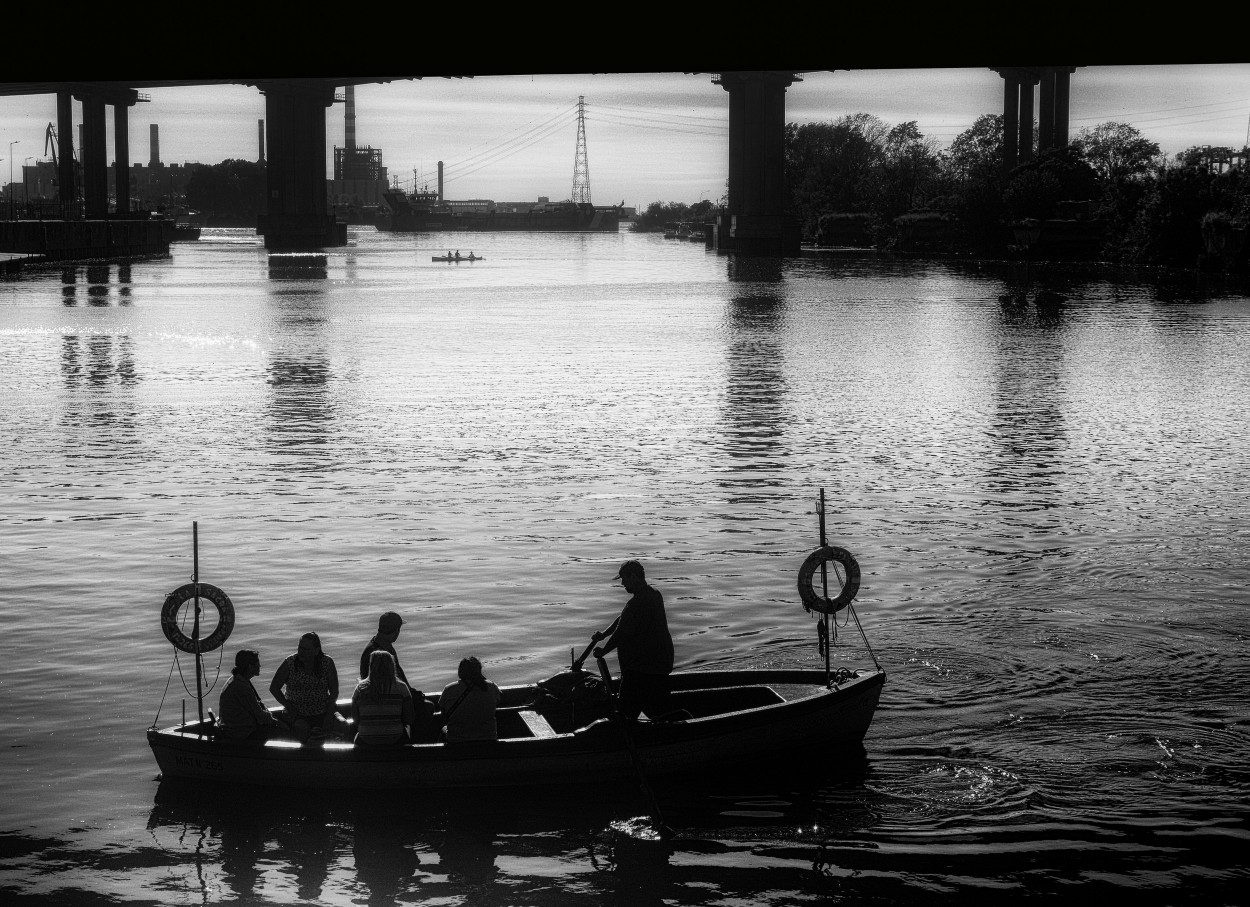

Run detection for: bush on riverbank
[[785, 111, 1250, 271]]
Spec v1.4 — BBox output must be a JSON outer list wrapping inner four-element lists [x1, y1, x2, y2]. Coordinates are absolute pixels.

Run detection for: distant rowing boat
[[433, 254, 483, 262]]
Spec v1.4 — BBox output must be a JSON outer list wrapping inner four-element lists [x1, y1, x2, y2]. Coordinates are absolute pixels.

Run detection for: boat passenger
[[360, 611, 411, 686], [352, 650, 415, 745], [592, 559, 675, 721], [438, 656, 501, 742], [269, 632, 351, 742], [217, 649, 287, 741], [454, 249, 461, 260]]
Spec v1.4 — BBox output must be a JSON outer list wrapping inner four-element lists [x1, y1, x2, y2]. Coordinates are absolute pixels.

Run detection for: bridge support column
[[994, 67, 1078, 171], [56, 91, 77, 218], [255, 80, 346, 250], [1018, 71, 1038, 164], [712, 71, 801, 256], [80, 94, 109, 219], [1053, 67, 1075, 148], [1001, 71, 1020, 171], [114, 102, 130, 215], [67, 85, 141, 219]]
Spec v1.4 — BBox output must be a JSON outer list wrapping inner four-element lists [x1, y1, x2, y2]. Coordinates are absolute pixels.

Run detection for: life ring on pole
[[797, 546, 861, 614], [161, 582, 235, 654]]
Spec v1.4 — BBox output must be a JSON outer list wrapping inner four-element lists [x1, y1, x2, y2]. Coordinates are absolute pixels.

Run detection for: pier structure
[[711, 71, 802, 255], [993, 67, 1078, 172]]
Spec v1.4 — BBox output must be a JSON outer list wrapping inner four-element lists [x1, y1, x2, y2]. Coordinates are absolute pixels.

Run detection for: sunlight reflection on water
[[1, 229, 1248, 902]]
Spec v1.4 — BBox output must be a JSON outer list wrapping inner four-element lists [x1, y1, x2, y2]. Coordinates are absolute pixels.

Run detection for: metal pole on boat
[[818, 489, 831, 685], [192, 521, 204, 735]]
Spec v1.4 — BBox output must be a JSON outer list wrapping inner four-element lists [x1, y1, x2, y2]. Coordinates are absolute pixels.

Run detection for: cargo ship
[[376, 189, 623, 233]]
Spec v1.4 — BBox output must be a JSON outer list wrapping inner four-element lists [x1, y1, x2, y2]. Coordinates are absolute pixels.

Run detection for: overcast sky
[[2, 66, 1247, 208]]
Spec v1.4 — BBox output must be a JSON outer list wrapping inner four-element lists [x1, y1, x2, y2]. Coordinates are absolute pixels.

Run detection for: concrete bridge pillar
[[254, 80, 346, 250], [712, 71, 801, 255], [80, 94, 109, 219], [63, 86, 140, 219], [114, 102, 130, 215], [1001, 71, 1020, 172], [994, 67, 1078, 172], [56, 91, 76, 218], [1018, 70, 1038, 164]]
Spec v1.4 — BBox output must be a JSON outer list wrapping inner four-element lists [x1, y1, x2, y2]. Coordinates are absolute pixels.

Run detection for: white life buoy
[[797, 546, 861, 614], [161, 582, 235, 654]]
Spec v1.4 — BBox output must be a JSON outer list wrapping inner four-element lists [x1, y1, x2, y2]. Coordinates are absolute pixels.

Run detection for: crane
[[44, 123, 59, 168]]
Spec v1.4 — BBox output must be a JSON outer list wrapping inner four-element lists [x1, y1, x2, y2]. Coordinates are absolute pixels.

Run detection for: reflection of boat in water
[[379, 190, 622, 233], [433, 254, 483, 262]]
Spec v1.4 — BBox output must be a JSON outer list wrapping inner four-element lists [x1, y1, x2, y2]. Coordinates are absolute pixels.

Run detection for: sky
[[1, 66, 1248, 208]]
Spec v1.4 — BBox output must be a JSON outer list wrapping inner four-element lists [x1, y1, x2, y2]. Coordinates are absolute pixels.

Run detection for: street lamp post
[[8, 140, 18, 220]]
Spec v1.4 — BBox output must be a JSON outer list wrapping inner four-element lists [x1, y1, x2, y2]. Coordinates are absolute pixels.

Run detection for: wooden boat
[[148, 665, 883, 790], [150, 495, 880, 791], [432, 254, 483, 262]]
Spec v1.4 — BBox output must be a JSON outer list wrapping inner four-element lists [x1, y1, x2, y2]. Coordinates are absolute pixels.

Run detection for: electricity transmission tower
[[571, 96, 592, 205]]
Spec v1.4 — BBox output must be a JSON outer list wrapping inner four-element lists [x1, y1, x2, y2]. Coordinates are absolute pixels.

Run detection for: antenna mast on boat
[[571, 96, 592, 205], [817, 489, 832, 684], [191, 522, 205, 732]]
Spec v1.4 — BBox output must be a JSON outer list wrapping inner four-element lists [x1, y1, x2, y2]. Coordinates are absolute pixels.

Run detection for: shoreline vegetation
[[631, 114, 1250, 277]]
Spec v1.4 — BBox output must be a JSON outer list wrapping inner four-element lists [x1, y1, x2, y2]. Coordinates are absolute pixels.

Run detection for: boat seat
[[518, 709, 558, 739], [668, 685, 785, 719]]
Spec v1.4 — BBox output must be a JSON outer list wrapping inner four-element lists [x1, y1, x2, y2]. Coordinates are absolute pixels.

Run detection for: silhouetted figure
[[592, 560, 674, 720]]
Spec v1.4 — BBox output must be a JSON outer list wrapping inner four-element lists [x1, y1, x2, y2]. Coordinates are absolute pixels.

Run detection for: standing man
[[360, 611, 409, 686], [592, 559, 674, 720]]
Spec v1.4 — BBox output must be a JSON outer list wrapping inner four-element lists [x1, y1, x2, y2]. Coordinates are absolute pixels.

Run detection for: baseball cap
[[614, 559, 644, 580]]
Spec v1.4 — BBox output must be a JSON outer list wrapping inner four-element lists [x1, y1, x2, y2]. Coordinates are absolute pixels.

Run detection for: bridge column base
[[713, 214, 801, 255], [257, 214, 347, 251]]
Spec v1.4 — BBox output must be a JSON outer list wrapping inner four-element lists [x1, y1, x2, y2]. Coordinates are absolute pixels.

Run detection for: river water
[[1, 227, 1247, 904]]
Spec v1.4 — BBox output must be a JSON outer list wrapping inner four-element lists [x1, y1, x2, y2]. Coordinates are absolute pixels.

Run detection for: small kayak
[[432, 255, 483, 262]]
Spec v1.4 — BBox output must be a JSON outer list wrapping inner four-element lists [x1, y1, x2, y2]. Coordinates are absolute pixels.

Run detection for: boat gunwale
[[148, 668, 885, 761]]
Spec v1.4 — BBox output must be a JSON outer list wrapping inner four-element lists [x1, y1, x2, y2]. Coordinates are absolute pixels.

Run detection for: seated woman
[[217, 649, 288, 741], [352, 650, 415, 745], [438, 656, 502, 742], [269, 632, 351, 742]]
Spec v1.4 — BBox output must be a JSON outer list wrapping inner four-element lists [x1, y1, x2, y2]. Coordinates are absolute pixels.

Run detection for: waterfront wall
[[0, 219, 173, 262]]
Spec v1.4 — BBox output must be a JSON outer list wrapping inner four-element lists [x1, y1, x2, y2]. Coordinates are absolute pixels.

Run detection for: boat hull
[[148, 669, 884, 790]]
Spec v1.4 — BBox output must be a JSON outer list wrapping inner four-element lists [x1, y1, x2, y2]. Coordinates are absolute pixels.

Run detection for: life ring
[[797, 546, 861, 614], [161, 582, 235, 654]]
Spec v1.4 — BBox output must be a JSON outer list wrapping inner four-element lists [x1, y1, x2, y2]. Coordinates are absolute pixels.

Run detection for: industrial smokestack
[[258, 119, 265, 163], [438, 161, 443, 201], [345, 85, 356, 151], [149, 124, 160, 167]]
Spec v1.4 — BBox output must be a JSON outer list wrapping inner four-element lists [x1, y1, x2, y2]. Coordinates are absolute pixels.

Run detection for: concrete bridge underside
[[28, 69, 1079, 256]]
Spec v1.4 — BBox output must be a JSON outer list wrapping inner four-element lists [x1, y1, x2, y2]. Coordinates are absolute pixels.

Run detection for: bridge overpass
[[1, 71, 1080, 255]]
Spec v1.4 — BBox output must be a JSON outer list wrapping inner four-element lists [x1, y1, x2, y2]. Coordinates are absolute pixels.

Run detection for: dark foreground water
[[1, 228, 1247, 904]]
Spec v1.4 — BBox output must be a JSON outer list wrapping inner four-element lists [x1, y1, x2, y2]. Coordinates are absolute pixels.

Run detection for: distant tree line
[[640, 113, 1250, 271], [185, 159, 267, 227]]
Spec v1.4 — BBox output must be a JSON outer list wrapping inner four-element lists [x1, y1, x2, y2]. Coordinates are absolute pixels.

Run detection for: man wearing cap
[[361, 611, 410, 687], [592, 560, 675, 720], [361, 611, 440, 741]]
